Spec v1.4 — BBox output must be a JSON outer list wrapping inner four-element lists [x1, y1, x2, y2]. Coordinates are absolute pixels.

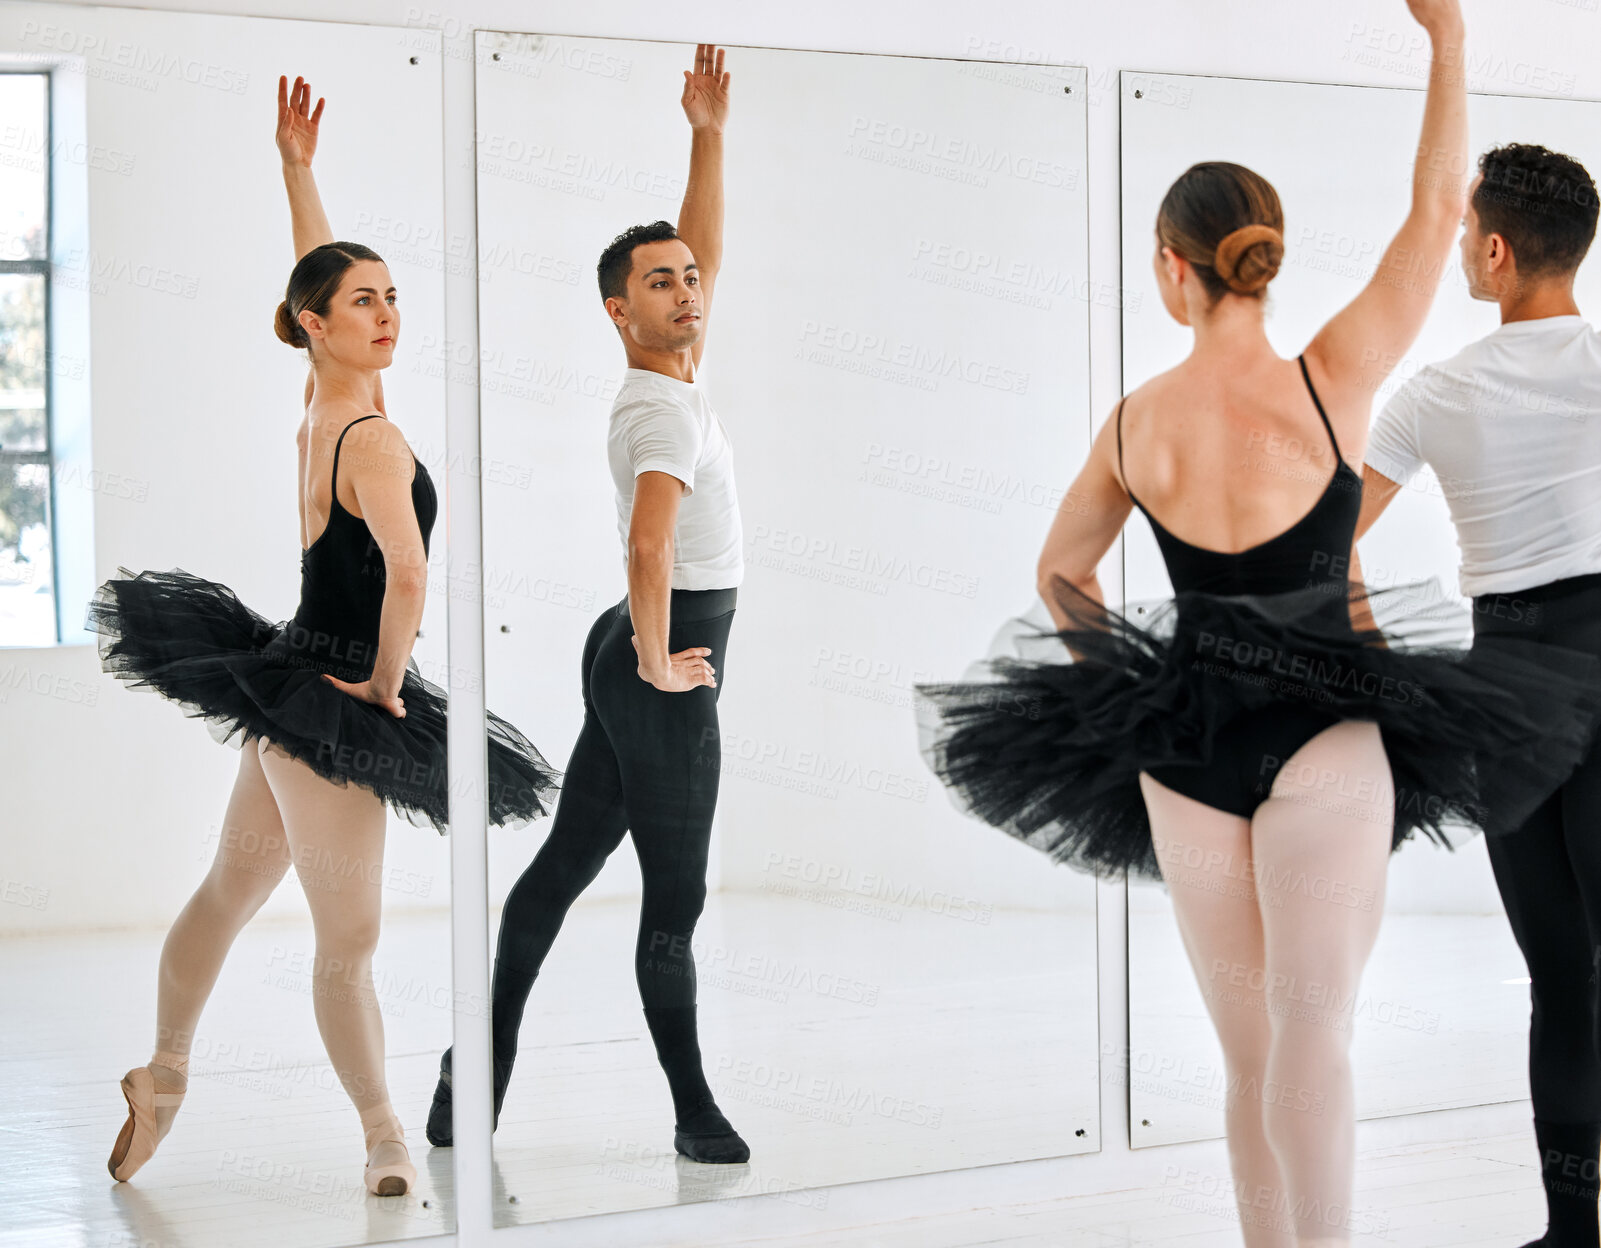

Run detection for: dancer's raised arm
[[275, 74, 384, 414], [676, 44, 728, 373], [276, 75, 333, 259], [1304, 0, 1467, 455]]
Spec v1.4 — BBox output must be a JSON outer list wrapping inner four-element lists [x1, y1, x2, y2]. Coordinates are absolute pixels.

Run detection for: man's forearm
[[282, 163, 335, 261], [678, 129, 724, 272], [1355, 467, 1401, 542], [627, 541, 675, 675]]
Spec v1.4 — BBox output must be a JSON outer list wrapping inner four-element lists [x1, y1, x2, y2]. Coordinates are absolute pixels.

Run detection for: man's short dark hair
[[1474, 143, 1597, 279], [597, 220, 681, 303]]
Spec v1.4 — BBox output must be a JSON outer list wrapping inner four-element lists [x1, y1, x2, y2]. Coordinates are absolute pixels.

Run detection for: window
[[0, 72, 53, 646]]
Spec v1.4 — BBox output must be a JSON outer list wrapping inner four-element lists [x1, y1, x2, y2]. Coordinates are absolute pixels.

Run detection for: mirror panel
[[474, 32, 1099, 1224], [1120, 69, 1601, 1146]]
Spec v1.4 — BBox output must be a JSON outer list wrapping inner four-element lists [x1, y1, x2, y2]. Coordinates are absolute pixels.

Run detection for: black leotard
[[1117, 354, 1358, 816], [1118, 353, 1359, 597], [276, 413, 439, 684], [84, 409, 558, 832]]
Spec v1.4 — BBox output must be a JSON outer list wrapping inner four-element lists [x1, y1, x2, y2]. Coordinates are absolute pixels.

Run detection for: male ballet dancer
[[1357, 142, 1601, 1248], [428, 43, 748, 1164]]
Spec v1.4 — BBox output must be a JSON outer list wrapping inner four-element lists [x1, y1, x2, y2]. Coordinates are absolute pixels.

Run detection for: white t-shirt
[[607, 367, 744, 590], [1364, 314, 1601, 597]]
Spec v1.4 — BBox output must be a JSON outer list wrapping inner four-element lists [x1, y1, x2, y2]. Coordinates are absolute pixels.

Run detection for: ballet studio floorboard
[[1, 892, 1545, 1247]]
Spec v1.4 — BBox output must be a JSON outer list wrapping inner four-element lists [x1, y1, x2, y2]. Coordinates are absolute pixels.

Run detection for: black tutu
[[85, 567, 560, 832], [914, 575, 1601, 881]]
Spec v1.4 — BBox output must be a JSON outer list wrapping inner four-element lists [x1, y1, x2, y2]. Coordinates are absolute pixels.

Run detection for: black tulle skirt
[[914, 576, 1601, 881], [85, 567, 560, 833]]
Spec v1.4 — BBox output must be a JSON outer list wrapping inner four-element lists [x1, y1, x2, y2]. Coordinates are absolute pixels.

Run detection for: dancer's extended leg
[[426, 604, 635, 1147], [1145, 774, 1292, 1248], [256, 738, 408, 1189], [109, 743, 293, 1180], [1252, 719, 1393, 1246]]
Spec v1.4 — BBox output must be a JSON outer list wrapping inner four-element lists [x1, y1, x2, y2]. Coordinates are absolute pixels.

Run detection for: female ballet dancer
[[425, 43, 748, 1165], [915, 3, 1601, 1244], [1358, 142, 1601, 1248], [88, 75, 559, 1196]]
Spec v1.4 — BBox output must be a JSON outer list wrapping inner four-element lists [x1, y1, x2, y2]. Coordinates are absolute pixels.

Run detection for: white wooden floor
[[2, 893, 1556, 1247], [489, 890, 1100, 1226], [686, 1102, 1552, 1246], [0, 913, 456, 1248], [1129, 894, 1533, 1145]]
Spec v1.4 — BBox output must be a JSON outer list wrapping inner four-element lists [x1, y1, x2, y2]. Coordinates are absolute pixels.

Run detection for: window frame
[[0, 67, 57, 646]]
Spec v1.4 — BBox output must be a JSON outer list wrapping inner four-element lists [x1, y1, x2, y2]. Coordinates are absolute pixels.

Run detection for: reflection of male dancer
[[1357, 144, 1601, 1248], [429, 43, 748, 1163]]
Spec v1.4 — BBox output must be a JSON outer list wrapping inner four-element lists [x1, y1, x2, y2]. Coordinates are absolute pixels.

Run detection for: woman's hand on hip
[[322, 674, 406, 718]]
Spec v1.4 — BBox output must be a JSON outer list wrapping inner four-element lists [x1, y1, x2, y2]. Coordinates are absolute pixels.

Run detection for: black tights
[[1475, 575, 1601, 1244], [491, 588, 736, 1115]]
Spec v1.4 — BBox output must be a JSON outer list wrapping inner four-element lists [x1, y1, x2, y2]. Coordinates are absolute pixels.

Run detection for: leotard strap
[[330, 413, 386, 499]]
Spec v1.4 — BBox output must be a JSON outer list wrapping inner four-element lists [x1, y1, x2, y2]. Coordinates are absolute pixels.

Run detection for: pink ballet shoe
[[361, 1103, 416, 1197], [107, 1054, 188, 1181]]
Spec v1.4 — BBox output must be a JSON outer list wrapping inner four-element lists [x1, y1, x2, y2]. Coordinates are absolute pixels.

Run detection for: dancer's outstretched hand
[[1404, 0, 1463, 30], [322, 673, 407, 718], [681, 44, 730, 134], [276, 74, 325, 167], [632, 636, 717, 691]]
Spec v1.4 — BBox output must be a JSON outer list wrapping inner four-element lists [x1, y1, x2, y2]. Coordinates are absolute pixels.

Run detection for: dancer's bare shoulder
[[1108, 366, 1190, 497]]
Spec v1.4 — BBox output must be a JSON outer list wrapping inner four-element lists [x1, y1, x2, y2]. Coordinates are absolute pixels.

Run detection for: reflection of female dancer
[[90, 76, 558, 1195], [427, 44, 748, 1165], [1357, 143, 1601, 1248], [917, 4, 1601, 1244]]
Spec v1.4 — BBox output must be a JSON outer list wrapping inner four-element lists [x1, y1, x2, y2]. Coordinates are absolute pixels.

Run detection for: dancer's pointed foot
[[424, 1045, 514, 1148], [361, 1103, 416, 1197], [673, 1099, 750, 1164], [107, 1054, 188, 1181], [425, 1047, 454, 1147]]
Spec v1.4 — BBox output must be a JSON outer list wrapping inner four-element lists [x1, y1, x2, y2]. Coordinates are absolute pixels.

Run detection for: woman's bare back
[[1117, 348, 1368, 554], [296, 400, 394, 551]]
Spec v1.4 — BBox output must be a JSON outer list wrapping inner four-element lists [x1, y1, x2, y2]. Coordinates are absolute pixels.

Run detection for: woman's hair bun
[[273, 299, 307, 348], [1213, 223, 1284, 295]]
